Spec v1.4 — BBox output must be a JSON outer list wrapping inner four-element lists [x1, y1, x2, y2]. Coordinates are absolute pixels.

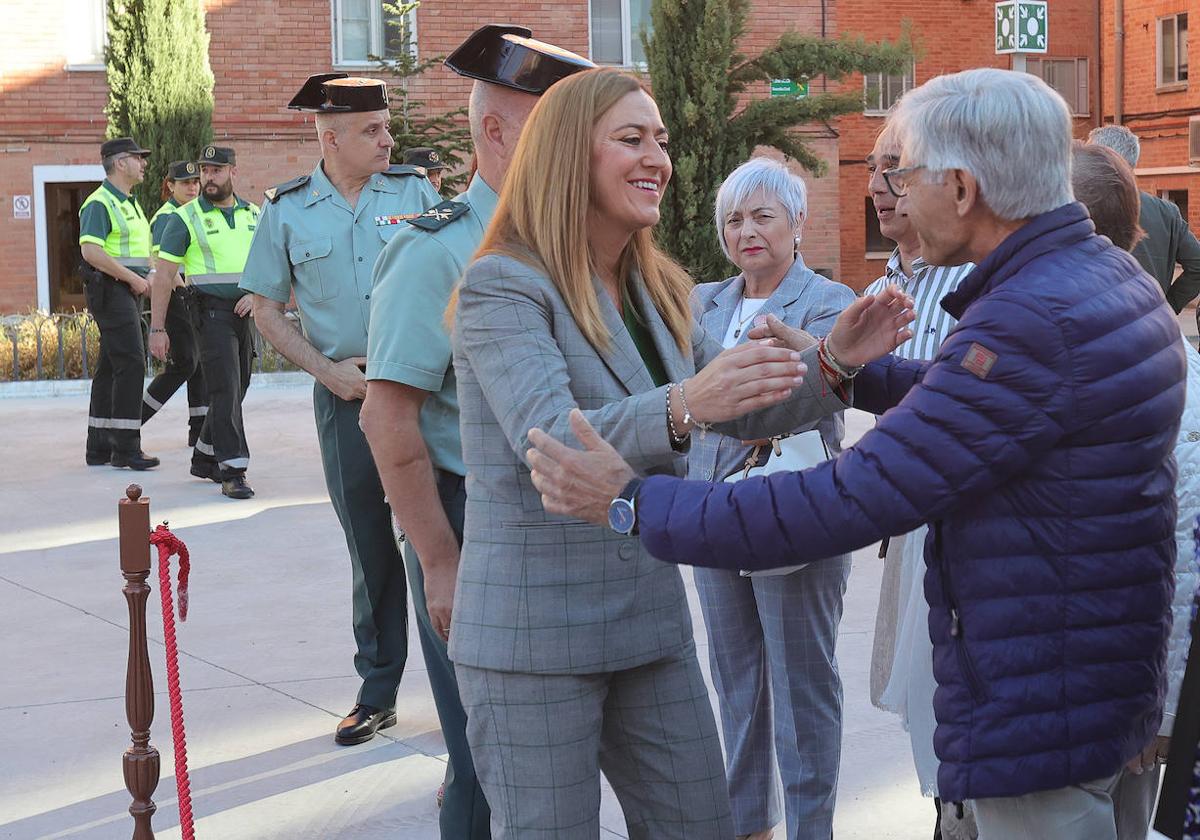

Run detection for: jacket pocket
[[287, 236, 336, 301], [934, 520, 987, 703]]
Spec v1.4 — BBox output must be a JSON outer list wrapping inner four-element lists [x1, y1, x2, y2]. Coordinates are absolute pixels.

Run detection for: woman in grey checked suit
[[449, 69, 850, 839], [691, 157, 856, 840]]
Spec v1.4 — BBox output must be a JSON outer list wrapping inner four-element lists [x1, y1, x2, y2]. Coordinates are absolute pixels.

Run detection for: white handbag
[[725, 429, 831, 577]]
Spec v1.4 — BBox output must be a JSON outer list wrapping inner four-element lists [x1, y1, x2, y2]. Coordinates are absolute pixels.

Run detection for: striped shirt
[[863, 250, 975, 361]]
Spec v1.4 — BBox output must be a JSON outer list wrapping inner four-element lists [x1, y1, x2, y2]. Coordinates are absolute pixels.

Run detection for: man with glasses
[[529, 68, 1186, 840], [79, 137, 160, 471], [863, 120, 977, 840]]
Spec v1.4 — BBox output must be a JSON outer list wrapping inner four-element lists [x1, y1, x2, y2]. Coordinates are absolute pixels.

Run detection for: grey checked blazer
[[449, 253, 847, 675], [688, 259, 856, 484]]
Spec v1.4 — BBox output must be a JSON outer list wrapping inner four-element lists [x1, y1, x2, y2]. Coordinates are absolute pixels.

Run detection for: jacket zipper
[[934, 520, 987, 702]]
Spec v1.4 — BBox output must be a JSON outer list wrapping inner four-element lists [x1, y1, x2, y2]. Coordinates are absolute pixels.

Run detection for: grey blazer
[[688, 259, 856, 484], [449, 253, 847, 675]]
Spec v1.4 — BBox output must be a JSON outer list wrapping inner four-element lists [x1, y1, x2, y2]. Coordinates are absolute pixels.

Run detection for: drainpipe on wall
[[1094, 0, 1103, 125], [1114, 0, 1125, 124]]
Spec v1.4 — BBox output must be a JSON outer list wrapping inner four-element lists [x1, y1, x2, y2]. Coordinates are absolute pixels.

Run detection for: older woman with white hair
[[690, 157, 856, 840]]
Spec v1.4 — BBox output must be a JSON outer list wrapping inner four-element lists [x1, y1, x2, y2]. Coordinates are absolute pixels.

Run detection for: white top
[[721, 297, 768, 348]]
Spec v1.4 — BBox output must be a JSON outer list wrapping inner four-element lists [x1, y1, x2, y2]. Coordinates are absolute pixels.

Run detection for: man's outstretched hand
[[527, 410, 635, 526]]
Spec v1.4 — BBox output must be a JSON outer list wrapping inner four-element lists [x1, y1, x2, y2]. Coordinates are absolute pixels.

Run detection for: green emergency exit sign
[[770, 78, 809, 98]]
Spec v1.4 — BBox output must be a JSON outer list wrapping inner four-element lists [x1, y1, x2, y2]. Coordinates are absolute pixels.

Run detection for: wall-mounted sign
[[996, 1, 1048, 54]]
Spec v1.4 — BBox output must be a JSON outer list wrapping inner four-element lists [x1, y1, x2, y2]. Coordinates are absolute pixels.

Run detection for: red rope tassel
[[149, 524, 195, 840]]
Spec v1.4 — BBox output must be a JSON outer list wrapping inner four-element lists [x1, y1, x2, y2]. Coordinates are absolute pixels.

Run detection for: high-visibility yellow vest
[[173, 198, 259, 293], [80, 184, 151, 268], [149, 199, 180, 258]]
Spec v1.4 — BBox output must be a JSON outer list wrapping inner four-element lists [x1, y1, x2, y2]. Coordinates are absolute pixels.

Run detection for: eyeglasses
[[882, 165, 926, 199]]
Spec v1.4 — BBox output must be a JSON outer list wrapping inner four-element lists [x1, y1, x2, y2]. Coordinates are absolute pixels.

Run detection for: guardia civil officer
[[142, 160, 208, 447], [151, 146, 259, 500], [79, 137, 159, 470], [360, 26, 593, 838], [240, 75, 439, 746], [402, 147, 446, 192]]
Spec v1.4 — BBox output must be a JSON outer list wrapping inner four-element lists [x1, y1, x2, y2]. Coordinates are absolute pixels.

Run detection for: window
[[1161, 189, 1190, 222], [332, 0, 416, 66], [865, 197, 895, 257], [1025, 57, 1089, 116], [1158, 13, 1189, 88], [864, 64, 915, 115], [590, 0, 653, 67], [63, 0, 106, 69]]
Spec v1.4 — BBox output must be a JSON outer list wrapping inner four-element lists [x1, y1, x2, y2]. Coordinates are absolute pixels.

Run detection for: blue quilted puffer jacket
[[635, 203, 1185, 802]]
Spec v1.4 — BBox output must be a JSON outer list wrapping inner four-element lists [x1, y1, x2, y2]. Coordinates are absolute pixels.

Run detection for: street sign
[[770, 78, 809, 98], [996, 1, 1048, 54], [13, 195, 30, 220]]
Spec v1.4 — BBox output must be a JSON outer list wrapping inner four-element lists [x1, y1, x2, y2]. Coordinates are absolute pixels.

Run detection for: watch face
[[608, 498, 636, 534]]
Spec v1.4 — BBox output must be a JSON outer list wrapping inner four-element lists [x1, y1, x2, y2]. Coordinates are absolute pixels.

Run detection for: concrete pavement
[[0, 382, 930, 839]]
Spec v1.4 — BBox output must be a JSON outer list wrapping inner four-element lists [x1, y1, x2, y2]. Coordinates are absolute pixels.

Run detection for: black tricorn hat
[[288, 73, 390, 113], [100, 137, 151, 159], [402, 147, 446, 171], [444, 24, 594, 95], [168, 160, 200, 180]]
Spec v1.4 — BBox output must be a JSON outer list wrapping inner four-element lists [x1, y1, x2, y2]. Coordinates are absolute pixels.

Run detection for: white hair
[[713, 157, 808, 260], [892, 68, 1074, 221], [1087, 125, 1141, 168]]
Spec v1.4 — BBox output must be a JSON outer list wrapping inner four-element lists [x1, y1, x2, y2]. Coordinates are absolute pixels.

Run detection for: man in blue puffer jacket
[[525, 68, 1187, 840]]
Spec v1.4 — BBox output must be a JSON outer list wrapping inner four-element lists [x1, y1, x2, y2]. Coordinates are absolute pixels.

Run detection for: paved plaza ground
[[0, 383, 986, 839]]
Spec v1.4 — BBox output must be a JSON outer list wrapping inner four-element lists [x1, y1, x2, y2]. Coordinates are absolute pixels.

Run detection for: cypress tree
[[645, 0, 915, 281], [105, 0, 214, 211]]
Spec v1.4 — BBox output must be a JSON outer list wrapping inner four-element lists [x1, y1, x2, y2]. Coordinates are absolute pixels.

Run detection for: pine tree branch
[[730, 27, 917, 86]]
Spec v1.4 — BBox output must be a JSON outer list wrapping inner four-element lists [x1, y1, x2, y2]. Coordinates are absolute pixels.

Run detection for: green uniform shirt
[[366, 175, 500, 477], [158, 196, 259, 300], [240, 162, 439, 361], [79, 180, 151, 273]]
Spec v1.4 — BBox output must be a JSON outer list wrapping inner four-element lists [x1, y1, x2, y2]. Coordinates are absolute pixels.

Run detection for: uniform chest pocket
[[288, 236, 338, 302], [377, 224, 401, 245]]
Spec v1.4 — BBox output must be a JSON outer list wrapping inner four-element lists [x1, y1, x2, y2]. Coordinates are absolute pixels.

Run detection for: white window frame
[[63, 0, 107, 72], [1157, 12, 1189, 89], [589, 0, 651, 69], [863, 62, 915, 116], [331, 0, 417, 68], [1025, 56, 1089, 117]]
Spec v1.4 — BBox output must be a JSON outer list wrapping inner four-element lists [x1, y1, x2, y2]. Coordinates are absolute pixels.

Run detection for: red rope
[[149, 524, 195, 840]]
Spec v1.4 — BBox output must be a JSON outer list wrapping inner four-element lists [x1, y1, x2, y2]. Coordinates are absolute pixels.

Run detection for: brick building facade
[[1099, 0, 1197, 233], [0, 0, 1101, 312]]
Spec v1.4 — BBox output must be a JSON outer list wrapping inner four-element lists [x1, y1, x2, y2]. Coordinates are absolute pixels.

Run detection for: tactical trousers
[[84, 271, 146, 457], [312, 382, 408, 711], [142, 287, 208, 440], [192, 294, 251, 478]]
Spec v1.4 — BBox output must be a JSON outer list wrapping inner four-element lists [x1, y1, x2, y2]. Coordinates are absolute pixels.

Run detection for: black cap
[[167, 160, 200, 180], [100, 137, 151, 159], [402, 147, 446, 171], [287, 73, 390, 113], [198, 145, 236, 166], [445, 24, 594, 95]]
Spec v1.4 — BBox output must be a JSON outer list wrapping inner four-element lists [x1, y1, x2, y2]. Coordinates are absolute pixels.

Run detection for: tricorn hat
[[288, 73, 390, 113], [444, 24, 594, 95], [168, 160, 200, 180]]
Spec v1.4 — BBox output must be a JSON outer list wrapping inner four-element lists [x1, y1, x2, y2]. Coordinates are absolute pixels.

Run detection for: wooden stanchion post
[[119, 484, 159, 839]]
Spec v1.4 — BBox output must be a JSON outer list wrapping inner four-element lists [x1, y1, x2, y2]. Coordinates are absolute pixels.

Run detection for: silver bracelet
[[666, 383, 688, 446], [678, 380, 712, 438]]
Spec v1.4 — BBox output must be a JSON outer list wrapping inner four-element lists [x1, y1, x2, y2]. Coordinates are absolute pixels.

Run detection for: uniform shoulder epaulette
[[407, 200, 470, 232], [263, 174, 311, 203], [385, 164, 428, 178]]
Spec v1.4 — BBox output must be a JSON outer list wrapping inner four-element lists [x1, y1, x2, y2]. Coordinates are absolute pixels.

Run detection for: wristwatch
[[607, 477, 643, 536]]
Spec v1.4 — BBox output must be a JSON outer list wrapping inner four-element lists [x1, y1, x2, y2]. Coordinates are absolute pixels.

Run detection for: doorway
[[34, 164, 104, 312]]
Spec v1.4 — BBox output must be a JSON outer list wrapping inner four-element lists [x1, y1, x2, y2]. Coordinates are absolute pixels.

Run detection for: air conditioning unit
[[1191, 117, 1200, 165]]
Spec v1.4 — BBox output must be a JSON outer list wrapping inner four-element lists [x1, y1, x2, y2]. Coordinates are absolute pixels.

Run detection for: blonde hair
[[467, 68, 694, 352]]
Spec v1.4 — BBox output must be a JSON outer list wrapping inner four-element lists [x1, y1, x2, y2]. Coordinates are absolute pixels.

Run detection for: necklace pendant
[[734, 328, 741, 338]]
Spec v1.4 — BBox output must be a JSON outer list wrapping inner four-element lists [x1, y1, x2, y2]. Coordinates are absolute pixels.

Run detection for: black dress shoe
[[221, 475, 255, 499], [85, 451, 110, 466], [335, 704, 397, 746], [111, 451, 160, 470], [189, 458, 221, 483]]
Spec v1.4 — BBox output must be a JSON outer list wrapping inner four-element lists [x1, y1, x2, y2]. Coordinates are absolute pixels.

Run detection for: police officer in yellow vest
[[240, 74, 439, 746], [143, 159, 208, 447], [151, 146, 260, 499], [79, 136, 160, 471]]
